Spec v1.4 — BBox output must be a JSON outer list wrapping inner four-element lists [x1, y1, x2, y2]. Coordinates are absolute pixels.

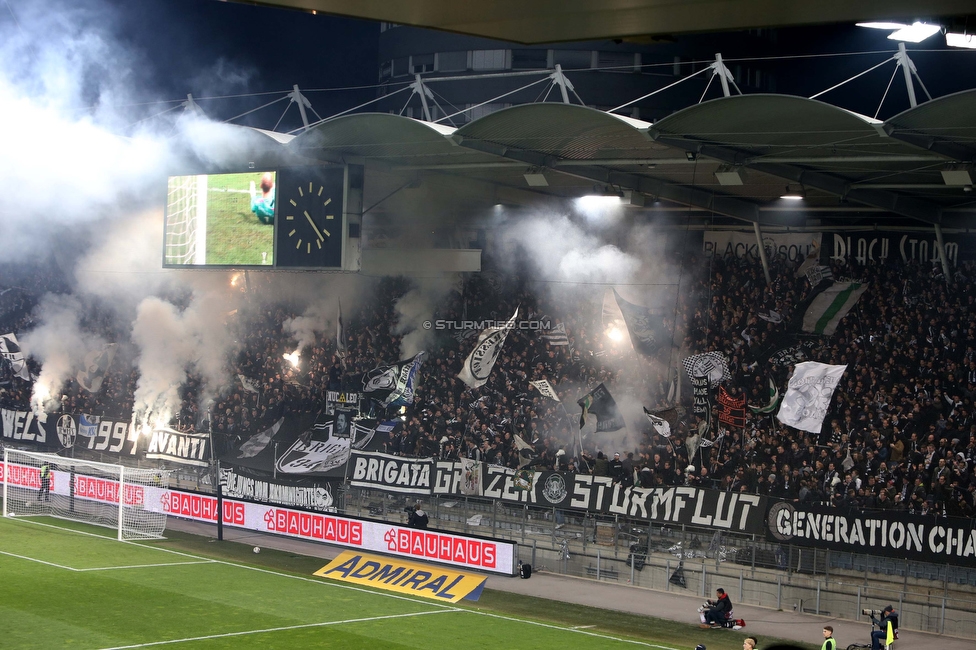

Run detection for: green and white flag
[[801, 281, 867, 336]]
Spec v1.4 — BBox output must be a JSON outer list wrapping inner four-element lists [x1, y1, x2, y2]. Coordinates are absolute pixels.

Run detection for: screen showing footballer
[[163, 171, 277, 267]]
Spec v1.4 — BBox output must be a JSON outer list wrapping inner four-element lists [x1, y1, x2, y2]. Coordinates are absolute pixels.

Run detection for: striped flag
[[801, 281, 867, 336]]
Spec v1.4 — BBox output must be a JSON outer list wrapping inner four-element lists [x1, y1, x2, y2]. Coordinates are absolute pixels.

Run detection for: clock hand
[[304, 210, 325, 242]]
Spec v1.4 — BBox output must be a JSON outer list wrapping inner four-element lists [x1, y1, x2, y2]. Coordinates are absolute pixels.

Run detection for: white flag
[[458, 307, 518, 388], [776, 362, 847, 433], [0, 332, 30, 381], [529, 379, 560, 401]]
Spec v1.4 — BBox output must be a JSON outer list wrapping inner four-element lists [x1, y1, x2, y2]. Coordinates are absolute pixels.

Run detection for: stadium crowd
[[2, 245, 976, 520]]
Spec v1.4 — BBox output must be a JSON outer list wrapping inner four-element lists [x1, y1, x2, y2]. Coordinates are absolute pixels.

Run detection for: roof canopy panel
[[651, 95, 923, 159], [454, 103, 664, 161], [884, 89, 976, 160]]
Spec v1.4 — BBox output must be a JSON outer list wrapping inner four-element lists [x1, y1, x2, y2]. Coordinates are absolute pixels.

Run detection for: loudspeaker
[[519, 563, 532, 579]]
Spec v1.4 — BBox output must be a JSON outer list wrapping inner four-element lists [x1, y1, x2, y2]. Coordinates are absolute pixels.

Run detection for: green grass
[[205, 172, 274, 266], [0, 515, 815, 650]]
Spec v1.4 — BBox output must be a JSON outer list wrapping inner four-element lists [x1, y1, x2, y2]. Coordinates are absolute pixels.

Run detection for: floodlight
[[780, 185, 804, 200], [523, 171, 549, 187], [856, 21, 941, 43], [946, 32, 976, 49], [887, 22, 941, 42]]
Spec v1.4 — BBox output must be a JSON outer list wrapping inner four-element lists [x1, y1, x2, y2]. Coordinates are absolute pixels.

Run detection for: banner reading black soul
[[349, 451, 766, 534], [766, 501, 976, 568]]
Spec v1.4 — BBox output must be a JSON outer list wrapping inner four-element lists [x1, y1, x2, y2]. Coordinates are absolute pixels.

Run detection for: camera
[[862, 608, 883, 617], [404, 505, 416, 514]]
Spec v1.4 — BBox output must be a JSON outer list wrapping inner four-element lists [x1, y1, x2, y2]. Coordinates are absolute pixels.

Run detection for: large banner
[[703, 231, 820, 263], [829, 230, 976, 268], [766, 501, 976, 568], [222, 413, 394, 479], [348, 452, 766, 533], [1, 408, 55, 449], [218, 465, 337, 512]]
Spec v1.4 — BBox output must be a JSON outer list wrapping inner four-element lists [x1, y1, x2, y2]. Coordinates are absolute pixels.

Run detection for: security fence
[[115, 465, 976, 640], [341, 485, 976, 640]]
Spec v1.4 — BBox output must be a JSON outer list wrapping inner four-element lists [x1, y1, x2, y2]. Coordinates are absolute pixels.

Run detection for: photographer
[[869, 605, 898, 650], [699, 587, 733, 628]]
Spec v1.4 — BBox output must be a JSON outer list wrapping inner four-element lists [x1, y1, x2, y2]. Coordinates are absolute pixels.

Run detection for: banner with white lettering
[[349, 452, 434, 494], [829, 231, 976, 268], [347, 452, 767, 533], [766, 501, 976, 568], [218, 465, 336, 512], [0, 408, 54, 449], [703, 231, 820, 263], [145, 427, 211, 467]]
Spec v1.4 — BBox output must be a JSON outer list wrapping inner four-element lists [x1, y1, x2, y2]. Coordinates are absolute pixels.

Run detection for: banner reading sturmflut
[[776, 362, 847, 433]]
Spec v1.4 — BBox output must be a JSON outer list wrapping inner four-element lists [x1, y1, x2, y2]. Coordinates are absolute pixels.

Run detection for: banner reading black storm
[[349, 451, 766, 534], [766, 501, 976, 568]]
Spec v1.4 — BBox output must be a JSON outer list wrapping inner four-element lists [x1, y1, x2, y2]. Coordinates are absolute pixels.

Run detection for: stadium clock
[[274, 166, 345, 268]]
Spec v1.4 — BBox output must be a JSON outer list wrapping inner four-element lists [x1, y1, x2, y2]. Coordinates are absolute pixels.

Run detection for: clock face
[[275, 167, 345, 268]]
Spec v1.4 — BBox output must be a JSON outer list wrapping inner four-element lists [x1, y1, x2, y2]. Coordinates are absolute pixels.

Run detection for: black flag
[[577, 383, 625, 432], [613, 289, 662, 356]]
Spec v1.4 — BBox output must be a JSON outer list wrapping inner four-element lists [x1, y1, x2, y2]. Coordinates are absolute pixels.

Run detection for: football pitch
[[0, 515, 771, 650]]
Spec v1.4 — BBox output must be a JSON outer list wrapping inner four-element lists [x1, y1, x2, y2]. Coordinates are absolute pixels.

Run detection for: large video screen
[[164, 171, 277, 267]]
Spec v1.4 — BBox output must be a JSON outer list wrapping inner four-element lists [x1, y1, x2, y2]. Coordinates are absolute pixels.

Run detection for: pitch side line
[[0, 549, 78, 571], [97, 609, 459, 649], [471, 609, 679, 649], [75, 560, 217, 572], [10, 519, 675, 649]]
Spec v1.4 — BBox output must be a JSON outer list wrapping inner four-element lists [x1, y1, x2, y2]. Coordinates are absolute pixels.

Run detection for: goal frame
[[3, 448, 169, 541]]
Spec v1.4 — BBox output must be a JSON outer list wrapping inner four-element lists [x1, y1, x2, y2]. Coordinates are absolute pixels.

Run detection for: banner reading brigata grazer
[[766, 501, 976, 568], [348, 452, 766, 534], [161, 488, 517, 576]]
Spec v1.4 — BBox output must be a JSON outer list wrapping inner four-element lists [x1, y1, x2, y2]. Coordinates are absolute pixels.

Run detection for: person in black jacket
[[407, 503, 429, 529], [700, 588, 733, 627]]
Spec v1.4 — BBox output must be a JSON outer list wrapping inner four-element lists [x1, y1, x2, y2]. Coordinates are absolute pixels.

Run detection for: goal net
[[3, 449, 170, 540], [164, 174, 208, 265]]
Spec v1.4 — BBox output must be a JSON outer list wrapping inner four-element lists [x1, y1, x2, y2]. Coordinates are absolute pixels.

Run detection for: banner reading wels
[[315, 550, 487, 602]]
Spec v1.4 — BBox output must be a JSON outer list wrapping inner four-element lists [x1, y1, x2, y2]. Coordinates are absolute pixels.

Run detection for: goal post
[[2, 448, 170, 541], [164, 174, 208, 266]]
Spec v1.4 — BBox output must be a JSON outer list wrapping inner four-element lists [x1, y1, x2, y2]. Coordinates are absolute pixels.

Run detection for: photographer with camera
[[865, 605, 898, 650]]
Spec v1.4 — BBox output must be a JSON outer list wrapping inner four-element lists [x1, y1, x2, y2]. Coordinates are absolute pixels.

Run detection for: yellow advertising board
[[315, 551, 487, 603]]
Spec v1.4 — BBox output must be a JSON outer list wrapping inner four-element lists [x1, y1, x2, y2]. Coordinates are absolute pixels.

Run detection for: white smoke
[[394, 277, 456, 358], [19, 294, 109, 413]]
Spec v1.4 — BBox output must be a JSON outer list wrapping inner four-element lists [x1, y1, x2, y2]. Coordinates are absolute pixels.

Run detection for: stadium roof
[[268, 90, 976, 228], [235, 1, 976, 45]]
